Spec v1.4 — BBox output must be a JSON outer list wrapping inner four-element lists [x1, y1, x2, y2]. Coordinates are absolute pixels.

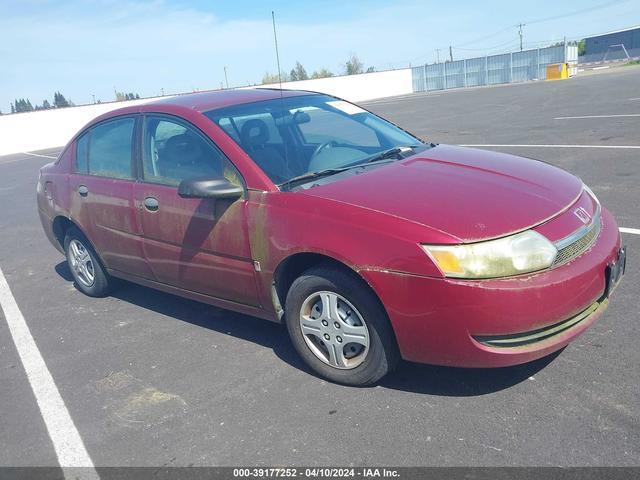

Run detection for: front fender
[[246, 190, 449, 317]]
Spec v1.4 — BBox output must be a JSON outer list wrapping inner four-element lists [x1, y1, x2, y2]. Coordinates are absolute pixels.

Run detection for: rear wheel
[[285, 266, 399, 386], [64, 227, 112, 297]]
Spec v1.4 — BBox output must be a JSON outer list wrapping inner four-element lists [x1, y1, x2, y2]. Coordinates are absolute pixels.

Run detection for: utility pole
[[435, 48, 441, 63], [223, 66, 229, 89], [449, 45, 453, 62], [518, 23, 525, 51]]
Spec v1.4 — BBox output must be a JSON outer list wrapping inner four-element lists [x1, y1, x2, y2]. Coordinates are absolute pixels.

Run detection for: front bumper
[[361, 207, 623, 367]]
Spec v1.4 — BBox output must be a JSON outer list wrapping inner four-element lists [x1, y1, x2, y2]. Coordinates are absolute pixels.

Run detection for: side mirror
[[177, 176, 243, 200]]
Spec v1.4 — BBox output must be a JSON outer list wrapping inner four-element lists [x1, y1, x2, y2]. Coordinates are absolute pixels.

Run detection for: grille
[[473, 300, 602, 348], [552, 218, 601, 267]]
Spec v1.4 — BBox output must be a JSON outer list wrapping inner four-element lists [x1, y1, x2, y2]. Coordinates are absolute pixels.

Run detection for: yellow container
[[546, 63, 569, 80]]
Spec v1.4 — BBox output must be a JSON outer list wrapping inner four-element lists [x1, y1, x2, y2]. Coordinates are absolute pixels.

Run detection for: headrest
[[240, 119, 270, 147], [164, 133, 202, 163]]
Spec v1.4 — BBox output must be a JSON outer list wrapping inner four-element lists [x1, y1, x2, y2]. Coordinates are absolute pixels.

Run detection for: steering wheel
[[311, 140, 338, 159]]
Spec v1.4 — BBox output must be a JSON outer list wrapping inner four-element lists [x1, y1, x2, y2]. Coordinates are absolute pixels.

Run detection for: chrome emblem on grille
[[574, 207, 591, 224]]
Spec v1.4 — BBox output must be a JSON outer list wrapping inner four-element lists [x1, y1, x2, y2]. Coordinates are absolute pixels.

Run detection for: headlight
[[582, 182, 600, 205], [422, 230, 558, 279]]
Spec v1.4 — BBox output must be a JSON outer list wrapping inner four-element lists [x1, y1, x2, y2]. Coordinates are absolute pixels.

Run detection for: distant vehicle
[[37, 89, 625, 386]]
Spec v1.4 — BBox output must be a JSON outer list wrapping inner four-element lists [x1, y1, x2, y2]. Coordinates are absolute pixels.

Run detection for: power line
[[524, 0, 630, 25], [454, 39, 521, 52], [452, 25, 515, 49], [411, 0, 631, 63]]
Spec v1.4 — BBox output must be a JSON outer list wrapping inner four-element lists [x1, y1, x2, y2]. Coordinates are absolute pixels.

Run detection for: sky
[[1, 0, 639, 112]]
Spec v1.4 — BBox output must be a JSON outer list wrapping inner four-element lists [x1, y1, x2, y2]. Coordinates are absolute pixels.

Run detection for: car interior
[[213, 107, 384, 183], [145, 119, 223, 185]]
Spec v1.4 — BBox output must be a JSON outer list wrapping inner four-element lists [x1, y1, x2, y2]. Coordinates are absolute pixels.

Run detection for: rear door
[[70, 116, 152, 278], [132, 114, 259, 306]]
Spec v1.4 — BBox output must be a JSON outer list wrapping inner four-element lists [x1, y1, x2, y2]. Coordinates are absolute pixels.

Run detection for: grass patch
[[624, 60, 640, 66]]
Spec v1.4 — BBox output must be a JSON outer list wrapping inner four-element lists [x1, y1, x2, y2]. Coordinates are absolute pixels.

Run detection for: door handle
[[78, 185, 89, 197], [143, 197, 159, 212]]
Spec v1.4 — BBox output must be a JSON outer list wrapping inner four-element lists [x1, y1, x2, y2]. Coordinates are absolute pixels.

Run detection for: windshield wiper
[[278, 145, 422, 191], [278, 167, 355, 191], [361, 145, 421, 164]]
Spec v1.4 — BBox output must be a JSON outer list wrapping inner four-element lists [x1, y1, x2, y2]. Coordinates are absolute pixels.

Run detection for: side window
[[88, 117, 135, 179], [297, 107, 380, 147], [143, 116, 242, 187], [75, 133, 89, 173]]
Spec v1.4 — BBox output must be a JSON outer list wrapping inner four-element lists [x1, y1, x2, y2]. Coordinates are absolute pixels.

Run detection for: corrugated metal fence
[[412, 44, 575, 93]]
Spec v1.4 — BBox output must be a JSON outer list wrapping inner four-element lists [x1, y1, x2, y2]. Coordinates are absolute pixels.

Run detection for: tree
[[262, 71, 289, 84], [289, 61, 308, 81], [578, 39, 586, 56], [311, 68, 334, 79], [366, 66, 375, 73], [53, 91, 70, 108], [345, 54, 364, 75], [13, 98, 34, 113], [34, 99, 52, 110], [262, 72, 279, 84]]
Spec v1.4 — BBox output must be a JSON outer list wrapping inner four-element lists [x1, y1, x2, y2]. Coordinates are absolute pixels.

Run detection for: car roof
[[82, 88, 325, 135], [146, 88, 317, 113]]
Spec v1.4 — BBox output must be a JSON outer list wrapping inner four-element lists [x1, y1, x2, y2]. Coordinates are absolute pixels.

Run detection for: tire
[[64, 226, 112, 297], [285, 266, 399, 386]]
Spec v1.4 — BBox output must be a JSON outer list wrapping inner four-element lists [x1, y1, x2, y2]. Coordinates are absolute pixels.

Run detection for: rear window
[[75, 133, 89, 173], [297, 107, 379, 147], [216, 113, 284, 145]]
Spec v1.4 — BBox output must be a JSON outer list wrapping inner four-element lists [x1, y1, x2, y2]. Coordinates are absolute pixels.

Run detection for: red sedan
[[37, 89, 625, 386]]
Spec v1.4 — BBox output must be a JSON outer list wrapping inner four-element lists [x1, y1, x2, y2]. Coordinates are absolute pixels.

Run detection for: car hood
[[300, 144, 583, 242]]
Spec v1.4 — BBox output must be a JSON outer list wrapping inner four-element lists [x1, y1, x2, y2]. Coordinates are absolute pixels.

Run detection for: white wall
[[0, 97, 163, 156], [0, 68, 412, 156], [254, 68, 413, 102]]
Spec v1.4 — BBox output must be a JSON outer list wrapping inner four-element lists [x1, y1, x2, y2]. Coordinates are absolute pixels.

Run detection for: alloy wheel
[[68, 239, 95, 288]]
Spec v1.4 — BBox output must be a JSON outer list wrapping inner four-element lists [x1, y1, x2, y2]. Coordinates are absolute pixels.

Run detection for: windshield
[[204, 94, 424, 186]]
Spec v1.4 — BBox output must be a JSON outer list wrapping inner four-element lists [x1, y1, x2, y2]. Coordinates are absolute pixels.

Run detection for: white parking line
[[363, 94, 443, 105], [554, 114, 640, 120], [459, 144, 640, 149], [0, 265, 98, 473], [22, 152, 58, 159], [620, 227, 640, 235]]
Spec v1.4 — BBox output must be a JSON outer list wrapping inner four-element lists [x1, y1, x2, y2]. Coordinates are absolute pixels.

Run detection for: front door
[[133, 114, 259, 307]]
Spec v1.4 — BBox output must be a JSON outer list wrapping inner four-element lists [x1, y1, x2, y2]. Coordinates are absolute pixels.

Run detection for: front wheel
[[285, 267, 399, 386]]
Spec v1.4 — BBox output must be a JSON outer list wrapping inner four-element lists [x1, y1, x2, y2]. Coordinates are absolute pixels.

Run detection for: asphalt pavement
[[0, 66, 638, 467]]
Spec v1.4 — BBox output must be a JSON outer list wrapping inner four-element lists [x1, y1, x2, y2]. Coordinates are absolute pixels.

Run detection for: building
[[582, 25, 640, 61]]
